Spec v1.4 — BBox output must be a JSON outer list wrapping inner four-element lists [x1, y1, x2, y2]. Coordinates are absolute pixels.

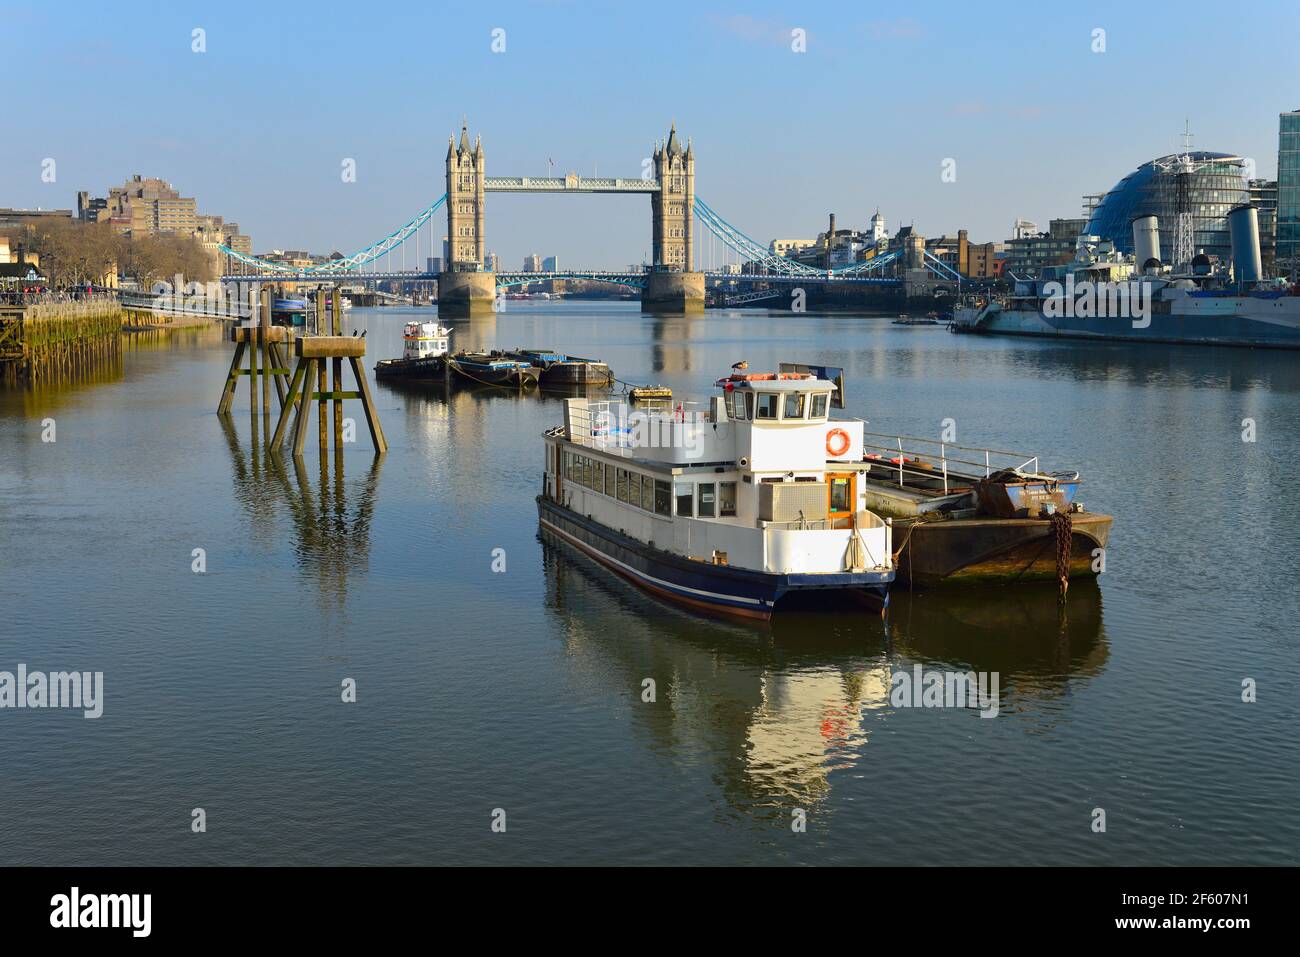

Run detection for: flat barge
[[504, 349, 614, 386], [855, 432, 1112, 586]]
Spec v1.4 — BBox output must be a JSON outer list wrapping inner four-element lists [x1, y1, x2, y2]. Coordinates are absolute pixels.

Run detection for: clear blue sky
[[4, 0, 1298, 269]]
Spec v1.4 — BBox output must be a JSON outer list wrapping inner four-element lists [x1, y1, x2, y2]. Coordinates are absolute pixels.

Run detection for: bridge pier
[[641, 271, 705, 314], [437, 271, 496, 318]]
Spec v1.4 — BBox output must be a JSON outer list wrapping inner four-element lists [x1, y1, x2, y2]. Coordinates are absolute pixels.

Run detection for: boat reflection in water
[[540, 536, 1107, 815]]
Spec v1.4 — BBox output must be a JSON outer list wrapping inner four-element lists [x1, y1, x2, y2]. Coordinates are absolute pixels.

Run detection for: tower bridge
[[440, 121, 700, 315], [218, 121, 958, 315]]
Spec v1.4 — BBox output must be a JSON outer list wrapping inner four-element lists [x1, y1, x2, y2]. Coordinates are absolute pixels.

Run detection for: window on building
[[654, 480, 672, 517], [698, 482, 716, 518], [616, 468, 629, 503], [783, 392, 806, 420], [756, 394, 778, 420], [719, 482, 737, 517], [675, 482, 694, 517]]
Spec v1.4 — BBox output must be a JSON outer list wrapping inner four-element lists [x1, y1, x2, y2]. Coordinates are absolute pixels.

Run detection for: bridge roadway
[[220, 270, 902, 288]]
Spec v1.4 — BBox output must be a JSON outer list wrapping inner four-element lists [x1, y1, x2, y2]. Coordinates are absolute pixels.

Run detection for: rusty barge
[[853, 432, 1112, 587]]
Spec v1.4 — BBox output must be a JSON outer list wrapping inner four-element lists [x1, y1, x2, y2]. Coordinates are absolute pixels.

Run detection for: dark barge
[[502, 349, 614, 386], [376, 351, 538, 388]]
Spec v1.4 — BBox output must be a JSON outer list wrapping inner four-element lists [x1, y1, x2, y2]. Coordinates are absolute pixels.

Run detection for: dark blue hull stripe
[[537, 499, 890, 616]]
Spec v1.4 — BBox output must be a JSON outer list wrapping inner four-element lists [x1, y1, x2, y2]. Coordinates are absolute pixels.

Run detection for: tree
[[26, 218, 118, 288], [114, 231, 216, 286]]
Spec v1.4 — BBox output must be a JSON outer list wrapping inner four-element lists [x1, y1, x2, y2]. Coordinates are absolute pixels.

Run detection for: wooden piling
[[215, 288, 292, 417], [331, 289, 343, 449], [269, 332, 387, 456], [260, 287, 272, 417]]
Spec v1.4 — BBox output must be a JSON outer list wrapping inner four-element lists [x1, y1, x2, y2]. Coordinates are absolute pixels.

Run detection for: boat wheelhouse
[[538, 370, 895, 621]]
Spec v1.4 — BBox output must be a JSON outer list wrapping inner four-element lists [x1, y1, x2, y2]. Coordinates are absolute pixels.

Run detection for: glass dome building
[[1084, 151, 1250, 264]]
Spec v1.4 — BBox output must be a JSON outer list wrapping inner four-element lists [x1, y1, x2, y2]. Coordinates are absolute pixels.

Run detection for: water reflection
[[541, 536, 1107, 815], [219, 415, 383, 618], [648, 314, 705, 375], [1, 343, 123, 417]]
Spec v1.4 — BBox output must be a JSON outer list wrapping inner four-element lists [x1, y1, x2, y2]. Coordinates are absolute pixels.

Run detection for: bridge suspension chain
[[693, 197, 903, 279], [218, 194, 449, 275]]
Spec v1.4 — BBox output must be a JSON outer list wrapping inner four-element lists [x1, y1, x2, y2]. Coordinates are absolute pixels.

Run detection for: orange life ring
[[826, 428, 851, 457]]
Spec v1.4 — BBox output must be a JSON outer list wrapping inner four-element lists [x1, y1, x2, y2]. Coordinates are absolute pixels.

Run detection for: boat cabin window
[[654, 480, 672, 517], [640, 475, 654, 511], [782, 392, 806, 420], [698, 482, 716, 518], [628, 471, 640, 507], [604, 465, 616, 498], [719, 481, 737, 517], [675, 482, 694, 517], [616, 468, 629, 503], [593, 460, 604, 492], [811, 393, 829, 419], [755, 393, 778, 420], [727, 391, 746, 421], [744, 393, 755, 419]]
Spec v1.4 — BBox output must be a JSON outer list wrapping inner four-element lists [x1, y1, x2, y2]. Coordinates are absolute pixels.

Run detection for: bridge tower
[[440, 121, 495, 317], [644, 123, 704, 312]]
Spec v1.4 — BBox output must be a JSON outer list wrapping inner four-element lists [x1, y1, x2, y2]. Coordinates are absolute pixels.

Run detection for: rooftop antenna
[[1180, 118, 1194, 152]]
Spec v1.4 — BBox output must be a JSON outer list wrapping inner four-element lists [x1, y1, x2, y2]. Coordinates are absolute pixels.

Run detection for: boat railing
[[860, 430, 1039, 495]]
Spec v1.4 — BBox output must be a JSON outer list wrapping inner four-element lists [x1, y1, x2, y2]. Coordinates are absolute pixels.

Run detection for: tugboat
[[538, 368, 895, 621], [504, 349, 614, 386], [374, 320, 452, 380]]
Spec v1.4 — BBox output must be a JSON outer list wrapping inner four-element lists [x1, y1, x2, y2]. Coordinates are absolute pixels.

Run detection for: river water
[[1, 302, 1296, 865]]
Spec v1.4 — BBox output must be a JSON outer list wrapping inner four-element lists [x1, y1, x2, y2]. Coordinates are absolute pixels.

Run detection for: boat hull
[[955, 303, 1300, 349], [374, 355, 448, 380], [894, 512, 1112, 586], [540, 361, 613, 386], [375, 355, 539, 387], [537, 497, 890, 621]]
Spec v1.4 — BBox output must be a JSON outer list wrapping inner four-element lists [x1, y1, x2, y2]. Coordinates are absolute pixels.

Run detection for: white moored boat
[[374, 321, 452, 380], [538, 369, 896, 621]]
